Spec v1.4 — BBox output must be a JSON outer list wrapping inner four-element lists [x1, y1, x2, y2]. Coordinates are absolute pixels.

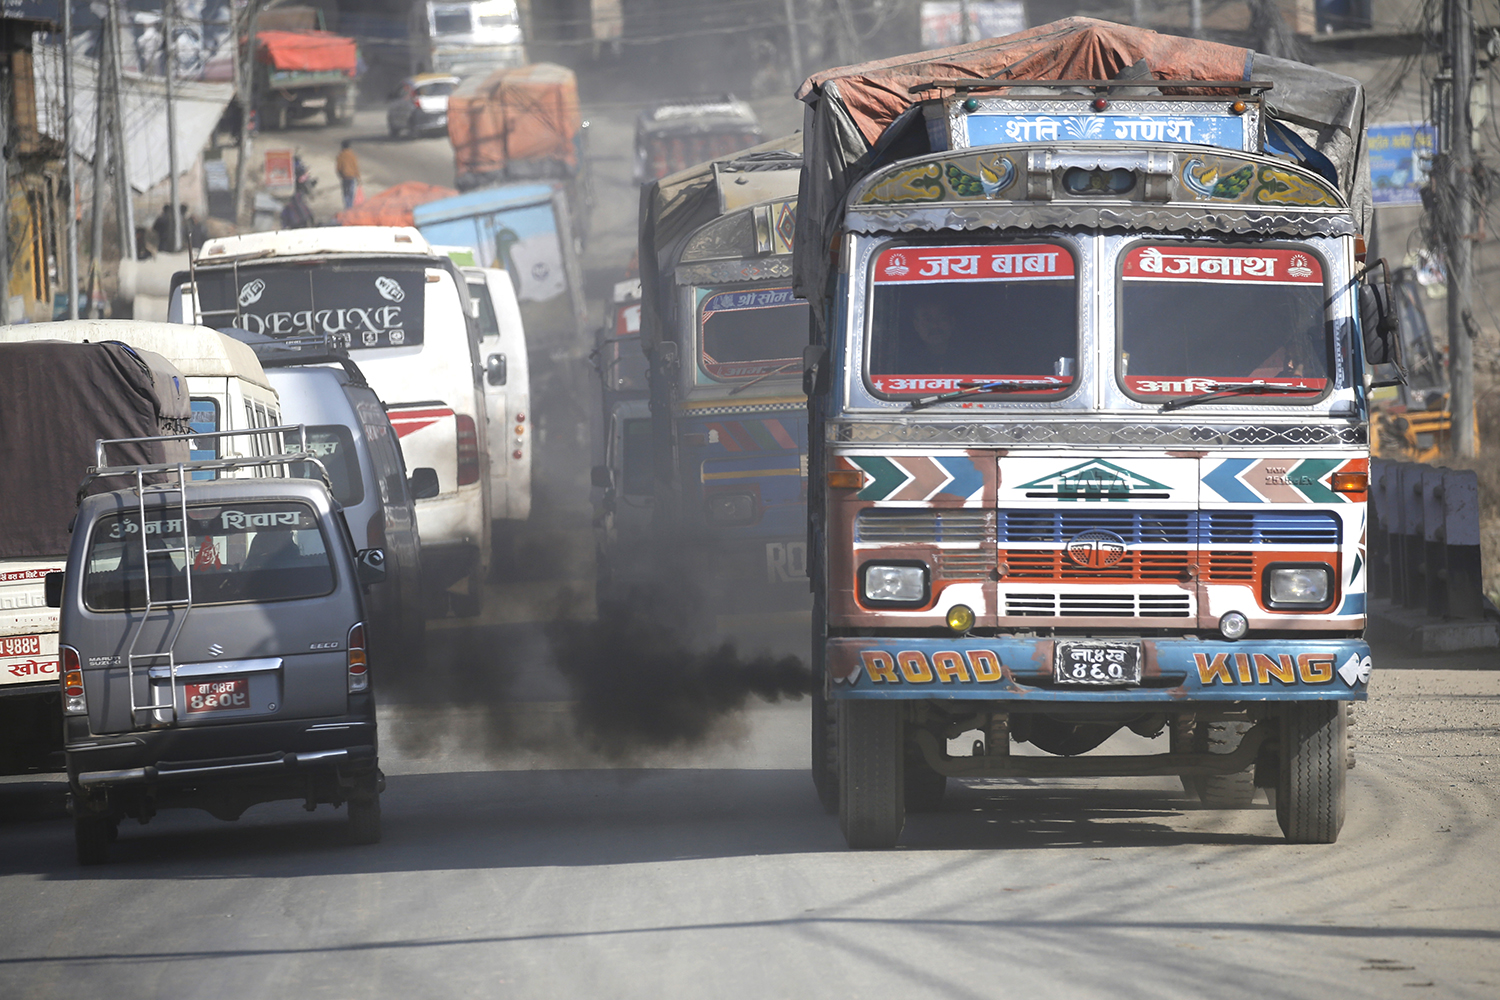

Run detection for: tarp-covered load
[[794, 16, 1369, 300], [256, 30, 358, 74], [0, 342, 192, 560], [337, 181, 459, 227], [638, 133, 803, 354], [447, 62, 582, 189]]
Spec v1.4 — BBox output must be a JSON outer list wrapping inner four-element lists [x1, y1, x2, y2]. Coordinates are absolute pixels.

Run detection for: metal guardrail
[[1369, 459, 1485, 621]]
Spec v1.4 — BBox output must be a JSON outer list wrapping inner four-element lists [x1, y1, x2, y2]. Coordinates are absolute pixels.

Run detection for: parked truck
[[0, 342, 191, 774], [638, 135, 810, 614], [253, 25, 359, 130], [795, 18, 1396, 848]]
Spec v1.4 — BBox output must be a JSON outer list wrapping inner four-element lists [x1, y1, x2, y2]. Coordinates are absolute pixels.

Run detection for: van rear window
[[193, 263, 427, 349], [287, 426, 364, 507], [84, 502, 334, 611]]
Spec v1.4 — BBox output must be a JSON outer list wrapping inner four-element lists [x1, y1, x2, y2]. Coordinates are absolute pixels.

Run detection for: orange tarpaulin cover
[[797, 17, 1250, 148], [257, 30, 358, 74], [337, 182, 458, 227], [447, 63, 581, 178]]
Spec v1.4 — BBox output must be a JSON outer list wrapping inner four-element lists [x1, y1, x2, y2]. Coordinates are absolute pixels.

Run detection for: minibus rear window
[[192, 263, 427, 349], [84, 502, 335, 611]]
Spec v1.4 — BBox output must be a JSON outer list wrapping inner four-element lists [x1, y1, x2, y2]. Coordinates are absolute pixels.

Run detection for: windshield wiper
[[909, 378, 1065, 410], [729, 361, 801, 395], [1160, 381, 1323, 412]]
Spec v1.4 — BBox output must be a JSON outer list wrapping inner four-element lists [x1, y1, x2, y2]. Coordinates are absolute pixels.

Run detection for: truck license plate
[[1, 634, 41, 657], [1054, 642, 1142, 686], [185, 678, 249, 714]]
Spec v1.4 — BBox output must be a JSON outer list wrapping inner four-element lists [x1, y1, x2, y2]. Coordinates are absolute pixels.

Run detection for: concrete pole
[[89, 17, 110, 317], [107, 0, 134, 261], [1131, 1, 1145, 27], [63, 0, 79, 317], [782, 0, 803, 84], [1446, 0, 1477, 456], [1190, 0, 1203, 37], [959, 0, 973, 44], [164, 0, 180, 253], [233, 0, 259, 226]]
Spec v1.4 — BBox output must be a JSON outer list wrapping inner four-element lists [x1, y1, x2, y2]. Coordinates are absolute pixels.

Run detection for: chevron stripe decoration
[[849, 454, 984, 502], [1203, 457, 1360, 503]]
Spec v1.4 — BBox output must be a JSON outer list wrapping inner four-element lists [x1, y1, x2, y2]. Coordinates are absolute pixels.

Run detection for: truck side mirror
[[591, 465, 613, 489], [803, 345, 827, 397], [1360, 261, 1406, 388], [355, 548, 387, 586], [44, 571, 64, 608], [486, 353, 507, 385], [408, 467, 440, 499]]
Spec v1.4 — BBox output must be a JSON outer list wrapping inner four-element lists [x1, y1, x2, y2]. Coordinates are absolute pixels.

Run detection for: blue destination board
[[964, 113, 1248, 151]]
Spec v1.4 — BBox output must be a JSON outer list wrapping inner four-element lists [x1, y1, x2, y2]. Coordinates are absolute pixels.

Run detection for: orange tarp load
[[447, 62, 581, 185], [336, 182, 458, 227], [256, 30, 358, 74]]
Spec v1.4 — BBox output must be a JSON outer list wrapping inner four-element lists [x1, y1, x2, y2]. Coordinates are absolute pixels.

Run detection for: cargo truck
[[795, 18, 1399, 848]]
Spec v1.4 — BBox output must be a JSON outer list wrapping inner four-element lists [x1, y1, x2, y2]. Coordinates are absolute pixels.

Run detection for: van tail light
[[347, 623, 369, 693], [61, 645, 87, 715], [456, 414, 480, 486], [365, 509, 386, 551]]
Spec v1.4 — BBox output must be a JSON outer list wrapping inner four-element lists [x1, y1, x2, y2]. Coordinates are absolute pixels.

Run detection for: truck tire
[[838, 700, 904, 849], [1276, 701, 1346, 844], [75, 815, 113, 865], [1191, 720, 1258, 809]]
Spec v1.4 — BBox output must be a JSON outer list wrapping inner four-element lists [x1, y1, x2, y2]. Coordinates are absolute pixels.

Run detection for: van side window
[[468, 281, 500, 342]]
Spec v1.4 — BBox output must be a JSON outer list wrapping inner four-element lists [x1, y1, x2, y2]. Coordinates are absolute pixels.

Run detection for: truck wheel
[[903, 763, 946, 813], [1276, 701, 1346, 844], [811, 687, 837, 814], [838, 700, 904, 849], [1191, 721, 1257, 809], [347, 777, 382, 846], [75, 815, 113, 865]]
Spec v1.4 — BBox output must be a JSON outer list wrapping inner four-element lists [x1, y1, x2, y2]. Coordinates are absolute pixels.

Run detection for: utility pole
[[1445, 0, 1477, 457], [782, 0, 802, 85], [1189, 0, 1203, 37], [164, 0, 180, 253], [233, 0, 260, 226], [959, 0, 974, 44], [107, 0, 135, 261], [63, 0, 79, 317], [89, 15, 110, 317]]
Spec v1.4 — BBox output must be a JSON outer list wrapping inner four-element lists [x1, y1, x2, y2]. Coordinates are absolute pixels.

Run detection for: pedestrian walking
[[336, 139, 361, 210]]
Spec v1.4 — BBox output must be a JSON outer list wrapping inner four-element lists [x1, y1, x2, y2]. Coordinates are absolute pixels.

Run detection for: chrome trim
[[148, 657, 283, 680], [290, 749, 349, 763]]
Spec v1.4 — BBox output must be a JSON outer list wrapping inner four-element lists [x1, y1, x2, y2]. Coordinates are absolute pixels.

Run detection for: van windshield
[[867, 243, 1077, 398], [192, 262, 428, 349], [84, 501, 334, 611], [1118, 244, 1330, 398]]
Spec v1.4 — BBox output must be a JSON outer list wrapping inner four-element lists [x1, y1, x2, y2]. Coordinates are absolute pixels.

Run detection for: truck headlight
[[861, 563, 928, 605], [1265, 565, 1333, 608], [705, 493, 755, 525]]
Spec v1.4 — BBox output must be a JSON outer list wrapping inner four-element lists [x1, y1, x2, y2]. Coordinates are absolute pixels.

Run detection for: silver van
[[51, 436, 386, 864], [263, 362, 426, 672]]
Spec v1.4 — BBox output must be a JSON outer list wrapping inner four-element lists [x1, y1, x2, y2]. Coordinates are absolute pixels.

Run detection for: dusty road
[[1, 665, 1497, 999]]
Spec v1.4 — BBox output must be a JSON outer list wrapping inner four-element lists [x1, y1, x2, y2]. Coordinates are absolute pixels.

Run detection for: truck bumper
[[826, 636, 1370, 702]]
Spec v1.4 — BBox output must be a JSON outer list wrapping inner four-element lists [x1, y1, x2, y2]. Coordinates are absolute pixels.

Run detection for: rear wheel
[[1191, 721, 1258, 808], [1276, 701, 1346, 844], [838, 700, 904, 849], [75, 815, 113, 865]]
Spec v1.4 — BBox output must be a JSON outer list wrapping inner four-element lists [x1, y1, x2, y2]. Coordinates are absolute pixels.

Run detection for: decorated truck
[[253, 22, 359, 130], [638, 135, 812, 613], [795, 18, 1398, 848]]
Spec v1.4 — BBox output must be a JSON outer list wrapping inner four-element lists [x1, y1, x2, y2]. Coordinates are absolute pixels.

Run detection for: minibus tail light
[[456, 414, 481, 486], [347, 623, 369, 693]]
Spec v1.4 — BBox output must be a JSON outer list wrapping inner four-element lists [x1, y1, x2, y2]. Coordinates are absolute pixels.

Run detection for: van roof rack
[[76, 425, 333, 503], [217, 328, 368, 384]]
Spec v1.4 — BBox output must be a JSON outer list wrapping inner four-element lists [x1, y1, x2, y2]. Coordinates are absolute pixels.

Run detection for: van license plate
[[185, 678, 249, 713], [1054, 642, 1142, 686], [1, 635, 41, 657]]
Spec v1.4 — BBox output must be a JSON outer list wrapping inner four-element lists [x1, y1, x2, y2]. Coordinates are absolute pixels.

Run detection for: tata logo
[[1065, 529, 1127, 568], [1019, 459, 1170, 502]]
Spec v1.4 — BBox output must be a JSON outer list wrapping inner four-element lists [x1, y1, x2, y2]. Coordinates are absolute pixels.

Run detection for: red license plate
[[1, 634, 42, 657], [185, 678, 250, 713]]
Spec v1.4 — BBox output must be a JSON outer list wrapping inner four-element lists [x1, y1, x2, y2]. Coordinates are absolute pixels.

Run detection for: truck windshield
[[698, 286, 809, 381], [193, 262, 428, 349], [84, 502, 334, 611], [867, 243, 1077, 397], [1118, 244, 1330, 399]]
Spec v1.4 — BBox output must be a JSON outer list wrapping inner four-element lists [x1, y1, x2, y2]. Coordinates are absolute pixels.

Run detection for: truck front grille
[[855, 509, 989, 544], [1003, 591, 1193, 618]]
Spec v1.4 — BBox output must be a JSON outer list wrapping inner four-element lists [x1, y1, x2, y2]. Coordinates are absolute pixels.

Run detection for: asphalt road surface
[[3, 103, 1497, 999]]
